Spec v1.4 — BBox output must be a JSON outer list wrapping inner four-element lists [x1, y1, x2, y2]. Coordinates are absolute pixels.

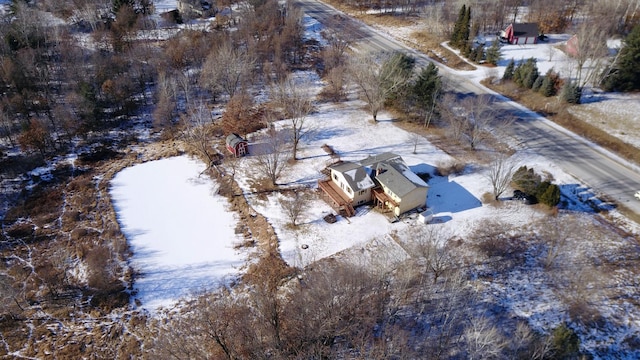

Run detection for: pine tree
[[561, 80, 582, 104], [451, 5, 466, 48], [523, 58, 539, 88], [541, 69, 557, 97], [412, 62, 442, 127], [538, 183, 561, 207], [502, 58, 515, 81], [532, 76, 544, 92], [474, 43, 485, 63], [606, 24, 640, 91], [461, 6, 471, 48], [485, 41, 501, 65]]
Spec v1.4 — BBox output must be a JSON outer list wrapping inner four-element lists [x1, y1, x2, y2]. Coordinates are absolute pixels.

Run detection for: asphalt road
[[296, 0, 640, 216]]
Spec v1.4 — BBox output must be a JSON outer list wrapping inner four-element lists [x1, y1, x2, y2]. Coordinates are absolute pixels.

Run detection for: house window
[[333, 174, 338, 181], [347, 188, 353, 195]]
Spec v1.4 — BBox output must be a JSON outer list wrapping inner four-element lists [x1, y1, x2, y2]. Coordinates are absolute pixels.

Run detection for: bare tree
[[320, 66, 347, 102], [252, 126, 289, 186], [508, 321, 554, 360], [407, 225, 456, 284], [464, 315, 507, 360], [348, 51, 414, 122], [408, 132, 422, 154], [182, 102, 217, 168], [201, 41, 256, 100], [438, 93, 467, 142], [271, 75, 314, 161], [279, 189, 311, 227], [485, 154, 517, 200], [570, 22, 610, 89], [460, 95, 499, 150], [322, 29, 350, 73]]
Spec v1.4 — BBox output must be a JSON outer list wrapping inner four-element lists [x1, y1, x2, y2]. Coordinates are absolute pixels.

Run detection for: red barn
[[226, 133, 248, 157], [500, 23, 539, 45]]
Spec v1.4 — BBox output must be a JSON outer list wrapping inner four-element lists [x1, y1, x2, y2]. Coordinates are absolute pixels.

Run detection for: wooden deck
[[372, 187, 398, 213], [318, 179, 355, 217]]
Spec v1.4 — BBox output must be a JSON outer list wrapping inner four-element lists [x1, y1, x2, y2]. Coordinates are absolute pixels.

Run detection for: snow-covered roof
[[226, 133, 247, 148], [330, 161, 375, 191], [359, 152, 401, 167], [374, 157, 428, 197]]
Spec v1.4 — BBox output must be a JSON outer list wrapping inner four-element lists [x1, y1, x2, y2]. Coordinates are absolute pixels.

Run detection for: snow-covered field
[[110, 156, 250, 311]]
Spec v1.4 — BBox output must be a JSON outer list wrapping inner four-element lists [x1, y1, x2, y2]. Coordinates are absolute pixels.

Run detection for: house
[[318, 152, 429, 217], [225, 133, 248, 157], [500, 23, 539, 45]]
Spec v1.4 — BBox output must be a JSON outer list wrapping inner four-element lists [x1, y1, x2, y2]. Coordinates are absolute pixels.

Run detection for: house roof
[[359, 152, 401, 167], [374, 157, 428, 198], [329, 161, 376, 191], [226, 133, 246, 148], [512, 23, 539, 37]]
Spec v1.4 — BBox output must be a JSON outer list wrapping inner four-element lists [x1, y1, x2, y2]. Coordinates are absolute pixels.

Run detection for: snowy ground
[[110, 156, 251, 311]]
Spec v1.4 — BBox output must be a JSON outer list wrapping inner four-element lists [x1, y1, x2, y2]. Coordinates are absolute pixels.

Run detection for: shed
[[501, 23, 539, 45], [226, 133, 248, 157]]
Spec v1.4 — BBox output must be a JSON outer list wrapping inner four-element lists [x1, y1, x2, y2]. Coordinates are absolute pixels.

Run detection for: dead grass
[[409, 31, 476, 71], [484, 80, 640, 166]]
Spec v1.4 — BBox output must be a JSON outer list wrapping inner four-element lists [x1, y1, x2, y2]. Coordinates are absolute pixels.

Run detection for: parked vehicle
[[635, 191, 640, 200]]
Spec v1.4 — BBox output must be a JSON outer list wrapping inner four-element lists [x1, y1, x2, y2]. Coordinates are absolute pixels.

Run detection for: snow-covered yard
[[110, 156, 250, 311]]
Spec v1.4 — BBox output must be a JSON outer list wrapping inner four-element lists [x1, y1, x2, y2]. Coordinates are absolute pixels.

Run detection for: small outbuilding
[[501, 23, 539, 45], [226, 133, 248, 157]]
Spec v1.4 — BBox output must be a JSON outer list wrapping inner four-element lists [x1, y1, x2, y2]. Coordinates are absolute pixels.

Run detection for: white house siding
[[394, 187, 428, 217], [331, 170, 371, 205]]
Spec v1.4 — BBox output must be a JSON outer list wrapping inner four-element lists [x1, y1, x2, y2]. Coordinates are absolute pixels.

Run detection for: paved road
[[297, 0, 640, 215]]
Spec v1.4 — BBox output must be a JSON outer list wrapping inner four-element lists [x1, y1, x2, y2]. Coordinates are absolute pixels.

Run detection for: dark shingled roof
[[513, 23, 539, 38], [374, 157, 428, 198]]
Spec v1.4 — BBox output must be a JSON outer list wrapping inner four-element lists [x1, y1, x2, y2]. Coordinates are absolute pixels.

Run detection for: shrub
[[538, 183, 561, 207], [551, 324, 580, 358], [540, 69, 559, 97], [436, 161, 466, 176], [561, 81, 582, 104], [502, 58, 515, 81], [512, 166, 541, 195], [485, 41, 501, 65], [532, 76, 544, 92]]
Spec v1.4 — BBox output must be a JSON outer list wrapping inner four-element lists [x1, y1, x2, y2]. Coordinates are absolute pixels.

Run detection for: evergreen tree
[[532, 76, 544, 92], [450, 5, 466, 48], [541, 69, 557, 97], [474, 43, 485, 63], [461, 5, 471, 48], [412, 63, 442, 127], [605, 24, 640, 91], [502, 58, 515, 81], [451, 5, 471, 50], [485, 41, 501, 66], [561, 80, 582, 104], [538, 183, 561, 207], [523, 58, 539, 88]]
